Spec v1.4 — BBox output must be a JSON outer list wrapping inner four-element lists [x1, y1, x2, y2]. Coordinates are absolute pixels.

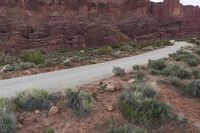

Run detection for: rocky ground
[[12, 45, 200, 133]]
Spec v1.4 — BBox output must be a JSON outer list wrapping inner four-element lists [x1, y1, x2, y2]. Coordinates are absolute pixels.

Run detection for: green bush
[[96, 46, 113, 55], [194, 47, 200, 55], [168, 77, 184, 88], [15, 89, 51, 111], [120, 98, 170, 124], [65, 88, 93, 116], [20, 49, 45, 65], [0, 98, 16, 133], [148, 59, 166, 71], [112, 67, 125, 76], [107, 125, 146, 133], [162, 65, 192, 79], [119, 81, 170, 125], [185, 58, 199, 66], [133, 65, 140, 70], [135, 71, 146, 81], [150, 69, 162, 75], [192, 69, 200, 79], [184, 80, 200, 98]]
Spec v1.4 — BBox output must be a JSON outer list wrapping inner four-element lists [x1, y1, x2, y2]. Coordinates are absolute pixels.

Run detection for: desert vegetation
[[0, 98, 16, 133], [148, 45, 200, 98], [0, 41, 173, 79], [119, 74, 170, 125], [0, 44, 200, 133], [65, 88, 93, 116]]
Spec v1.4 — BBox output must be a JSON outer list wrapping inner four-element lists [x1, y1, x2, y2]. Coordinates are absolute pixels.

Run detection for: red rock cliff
[[0, 0, 200, 53]]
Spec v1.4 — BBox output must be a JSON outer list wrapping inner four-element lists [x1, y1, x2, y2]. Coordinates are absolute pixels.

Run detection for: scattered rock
[[24, 70, 32, 75], [48, 106, 59, 116], [0, 64, 11, 73], [35, 110, 40, 114], [128, 79, 135, 84], [101, 78, 129, 92], [104, 102, 114, 112]]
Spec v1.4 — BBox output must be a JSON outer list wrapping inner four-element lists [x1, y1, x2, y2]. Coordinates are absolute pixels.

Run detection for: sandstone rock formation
[[0, 0, 200, 53]]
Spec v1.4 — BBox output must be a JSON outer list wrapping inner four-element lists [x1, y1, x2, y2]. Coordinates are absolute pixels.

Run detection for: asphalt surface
[[0, 42, 191, 97]]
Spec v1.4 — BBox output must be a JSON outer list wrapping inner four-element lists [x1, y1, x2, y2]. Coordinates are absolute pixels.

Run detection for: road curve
[[0, 42, 192, 97]]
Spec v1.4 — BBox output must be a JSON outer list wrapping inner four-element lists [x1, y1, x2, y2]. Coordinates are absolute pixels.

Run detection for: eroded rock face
[[0, 0, 200, 53]]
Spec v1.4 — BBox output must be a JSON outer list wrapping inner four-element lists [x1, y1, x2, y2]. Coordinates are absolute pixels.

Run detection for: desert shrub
[[150, 69, 162, 75], [15, 89, 51, 111], [133, 81, 156, 99], [185, 58, 199, 66], [162, 65, 192, 79], [0, 98, 16, 133], [120, 97, 170, 124], [96, 46, 113, 55], [112, 67, 125, 76], [18, 62, 36, 70], [65, 88, 93, 116], [148, 59, 166, 71], [133, 65, 140, 70], [168, 77, 184, 88], [118, 44, 133, 52], [0, 55, 6, 66], [107, 125, 146, 133], [171, 50, 199, 66], [20, 49, 45, 65], [134, 71, 146, 82], [184, 80, 200, 98], [119, 81, 170, 125], [194, 47, 200, 55], [192, 69, 200, 79], [44, 127, 56, 133]]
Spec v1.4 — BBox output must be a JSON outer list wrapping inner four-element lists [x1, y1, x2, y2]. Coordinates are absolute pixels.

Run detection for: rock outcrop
[[0, 0, 200, 53]]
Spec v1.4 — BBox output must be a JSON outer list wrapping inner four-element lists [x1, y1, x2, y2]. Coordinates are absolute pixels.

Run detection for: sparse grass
[[184, 80, 200, 98], [65, 88, 93, 116], [96, 46, 113, 55], [168, 77, 184, 88], [148, 59, 166, 71], [43, 127, 56, 133], [20, 49, 45, 65], [107, 125, 146, 133], [119, 80, 170, 125], [133, 65, 146, 71], [192, 69, 200, 79], [170, 50, 200, 66], [134, 71, 146, 81], [185, 58, 199, 66], [112, 67, 125, 76], [15, 89, 51, 111], [0, 98, 16, 133], [160, 64, 192, 79]]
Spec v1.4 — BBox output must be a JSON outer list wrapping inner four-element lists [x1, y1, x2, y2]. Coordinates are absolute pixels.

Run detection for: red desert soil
[[15, 75, 200, 133], [158, 84, 200, 127]]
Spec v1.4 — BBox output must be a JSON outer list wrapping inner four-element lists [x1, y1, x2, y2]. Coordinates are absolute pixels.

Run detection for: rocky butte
[[0, 0, 200, 53]]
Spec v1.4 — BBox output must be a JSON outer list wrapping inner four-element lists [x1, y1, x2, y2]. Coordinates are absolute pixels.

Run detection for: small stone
[[106, 83, 115, 91], [48, 106, 59, 116], [35, 110, 40, 114], [104, 103, 114, 111], [128, 79, 135, 84], [24, 70, 32, 75]]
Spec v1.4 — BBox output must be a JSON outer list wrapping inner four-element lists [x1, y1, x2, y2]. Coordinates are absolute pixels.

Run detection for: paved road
[[0, 42, 191, 97]]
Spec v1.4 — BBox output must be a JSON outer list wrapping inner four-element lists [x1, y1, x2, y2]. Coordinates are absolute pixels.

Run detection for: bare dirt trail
[[0, 42, 192, 98]]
